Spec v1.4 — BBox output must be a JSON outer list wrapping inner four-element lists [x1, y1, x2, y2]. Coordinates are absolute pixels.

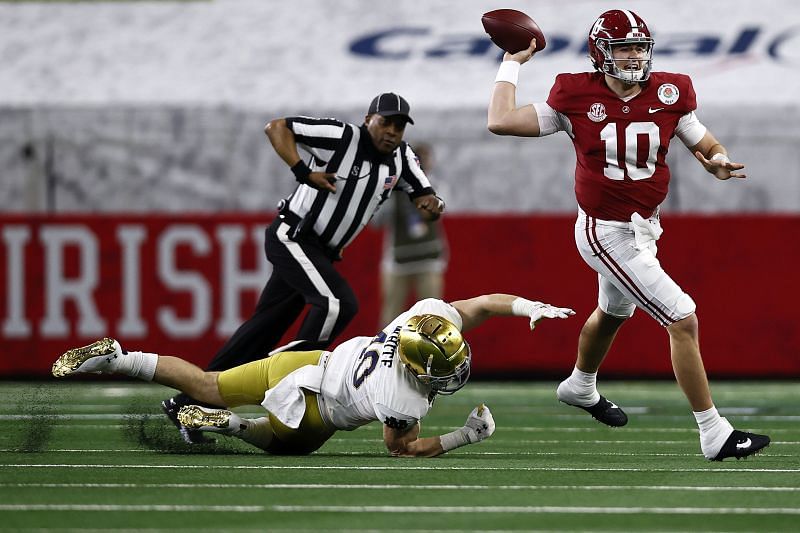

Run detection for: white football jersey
[[319, 299, 463, 431]]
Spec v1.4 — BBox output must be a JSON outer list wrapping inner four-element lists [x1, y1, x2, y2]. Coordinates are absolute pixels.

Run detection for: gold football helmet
[[398, 314, 471, 395]]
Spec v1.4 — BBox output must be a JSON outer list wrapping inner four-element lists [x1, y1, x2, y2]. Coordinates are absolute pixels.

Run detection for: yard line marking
[[14, 424, 129, 429], [0, 414, 140, 420], [1, 503, 797, 515], [427, 426, 652, 433], [269, 505, 800, 515], [424, 426, 792, 433], [0, 448, 157, 453], [3, 439, 797, 447], [6, 464, 799, 473], [327, 438, 800, 445], [9, 438, 800, 448], [0, 504, 261, 512], [2, 483, 799, 492], [467, 451, 791, 457]]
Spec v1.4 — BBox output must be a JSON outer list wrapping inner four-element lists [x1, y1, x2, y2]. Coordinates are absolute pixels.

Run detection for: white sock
[[236, 416, 274, 451], [114, 350, 159, 381], [556, 366, 600, 406], [694, 406, 734, 458]]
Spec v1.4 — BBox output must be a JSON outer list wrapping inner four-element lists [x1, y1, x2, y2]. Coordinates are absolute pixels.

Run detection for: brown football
[[481, 9, 547, 54]]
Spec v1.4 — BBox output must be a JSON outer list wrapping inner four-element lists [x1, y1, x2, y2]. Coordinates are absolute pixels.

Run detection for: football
[[481, 9, 547, 54]]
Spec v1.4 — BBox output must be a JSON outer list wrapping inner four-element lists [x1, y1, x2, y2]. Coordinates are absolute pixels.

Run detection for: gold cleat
[[177, 405, 232, 431], [51, 338, 119, 378]]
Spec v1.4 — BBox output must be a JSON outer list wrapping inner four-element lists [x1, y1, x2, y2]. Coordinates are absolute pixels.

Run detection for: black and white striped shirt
[[281, 116, 435, 254]]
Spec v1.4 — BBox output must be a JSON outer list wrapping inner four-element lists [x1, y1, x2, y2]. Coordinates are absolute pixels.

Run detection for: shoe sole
[[162, 400, 217, 445], [177, 405, 231, 430], [52, 338, 116, 378], [710, 442, 770, 461], [558, 399, 628, 427]]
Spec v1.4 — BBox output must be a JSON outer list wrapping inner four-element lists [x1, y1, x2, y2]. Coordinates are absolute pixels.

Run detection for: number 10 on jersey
[[601, 121, 659, 181]]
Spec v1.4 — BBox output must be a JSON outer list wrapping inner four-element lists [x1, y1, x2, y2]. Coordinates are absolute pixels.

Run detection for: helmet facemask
[[595, 38, 654, 83], [398, 314, 471, 395]]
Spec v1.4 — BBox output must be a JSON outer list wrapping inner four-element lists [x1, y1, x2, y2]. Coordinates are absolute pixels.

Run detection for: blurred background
[[1, 0, 798, 378]]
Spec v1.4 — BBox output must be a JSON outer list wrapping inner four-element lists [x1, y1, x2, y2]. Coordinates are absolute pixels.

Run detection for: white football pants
[[574, 209, 696, 327]]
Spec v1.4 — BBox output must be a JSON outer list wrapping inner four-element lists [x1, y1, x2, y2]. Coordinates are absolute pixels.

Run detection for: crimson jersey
[[546, 72, 697, 221]]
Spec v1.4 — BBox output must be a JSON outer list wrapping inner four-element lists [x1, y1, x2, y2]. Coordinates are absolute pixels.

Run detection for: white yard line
[[268, 505, 800, 515], [0, 504, 261, 512], [5, 464, 799, 473], [0, 504, 798, 515], [1, 482, 799, 492]]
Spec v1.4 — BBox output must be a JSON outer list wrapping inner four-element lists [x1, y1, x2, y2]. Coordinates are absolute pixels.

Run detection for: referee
[[163, 92, 445, 443]]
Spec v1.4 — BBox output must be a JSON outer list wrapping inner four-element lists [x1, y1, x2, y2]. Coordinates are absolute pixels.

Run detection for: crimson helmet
[[588, 9, 654, 83]]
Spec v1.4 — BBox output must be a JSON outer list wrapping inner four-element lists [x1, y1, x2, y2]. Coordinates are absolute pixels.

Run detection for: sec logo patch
[[657, 84, 680, 105], [587, 102, 607, 122]]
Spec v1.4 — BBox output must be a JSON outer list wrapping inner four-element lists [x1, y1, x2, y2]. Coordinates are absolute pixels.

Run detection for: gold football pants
[[216, 350, 334, 455]]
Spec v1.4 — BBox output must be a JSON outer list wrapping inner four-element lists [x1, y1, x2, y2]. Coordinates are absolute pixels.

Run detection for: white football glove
[[439, 404, 496, 452], [513, 298, 575, 330], [462, 404, 496, 444]]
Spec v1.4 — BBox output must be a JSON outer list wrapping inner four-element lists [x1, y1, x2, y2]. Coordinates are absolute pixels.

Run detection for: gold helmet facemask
[[397, 314, 471, 395]]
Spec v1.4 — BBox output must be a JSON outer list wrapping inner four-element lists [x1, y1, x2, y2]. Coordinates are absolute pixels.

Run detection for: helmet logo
[[590, 17, 607, 39], [657, 83, 680, 105], [587, 102, 607, 122]]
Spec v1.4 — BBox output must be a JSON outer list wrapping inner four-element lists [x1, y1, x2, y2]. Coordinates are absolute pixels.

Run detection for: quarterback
[[487, 9, 769, 460], [52, 294, 573, 456]]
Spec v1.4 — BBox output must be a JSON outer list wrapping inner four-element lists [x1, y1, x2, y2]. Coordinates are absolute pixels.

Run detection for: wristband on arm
[[439, 427, 471, 452], [495, 61, 521, 86], [290, 160, 312, 184], [511, 297, 539, 317]]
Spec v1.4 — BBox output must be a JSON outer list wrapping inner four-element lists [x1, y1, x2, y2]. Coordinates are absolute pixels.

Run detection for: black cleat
[[161, 398, 216, 445], [563, 395, 628, 427], [711, 430, 770, 461]]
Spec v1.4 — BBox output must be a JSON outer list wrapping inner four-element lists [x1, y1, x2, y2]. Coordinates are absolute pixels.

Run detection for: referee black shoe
[[161, 398, 216, 445], [710, 430, 770, 461], [562, 395, 629, 427]]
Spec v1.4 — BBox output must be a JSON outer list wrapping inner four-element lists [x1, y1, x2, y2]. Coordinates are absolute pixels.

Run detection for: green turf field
[[1, 380, 797, 531]]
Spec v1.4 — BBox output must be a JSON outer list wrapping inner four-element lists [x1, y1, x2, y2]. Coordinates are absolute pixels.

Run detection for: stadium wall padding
[[2, 214, 797, 378]]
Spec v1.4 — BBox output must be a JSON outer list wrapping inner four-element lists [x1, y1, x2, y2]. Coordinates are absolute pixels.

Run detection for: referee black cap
[[368, 93, 414, 125]]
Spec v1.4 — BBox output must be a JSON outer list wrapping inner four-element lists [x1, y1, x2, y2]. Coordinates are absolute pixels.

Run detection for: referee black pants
[[205, 218, 359, 371]]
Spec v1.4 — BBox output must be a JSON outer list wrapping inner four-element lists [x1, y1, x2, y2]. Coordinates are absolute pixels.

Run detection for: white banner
[[1, 0, 798, 108]]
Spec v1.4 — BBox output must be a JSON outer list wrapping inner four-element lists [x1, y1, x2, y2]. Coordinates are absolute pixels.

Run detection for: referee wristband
[[495, 61, 521, 86], [290, 160, 312, 184]]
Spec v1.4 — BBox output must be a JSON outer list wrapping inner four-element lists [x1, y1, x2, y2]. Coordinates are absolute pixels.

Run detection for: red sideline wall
[[1, 214, 798, 378]]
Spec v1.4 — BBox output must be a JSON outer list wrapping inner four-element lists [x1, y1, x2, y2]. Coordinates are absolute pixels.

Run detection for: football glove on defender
[[512, 298, 576, 330], [463, 403, 496, 443], [439, 404, 496, 452]]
